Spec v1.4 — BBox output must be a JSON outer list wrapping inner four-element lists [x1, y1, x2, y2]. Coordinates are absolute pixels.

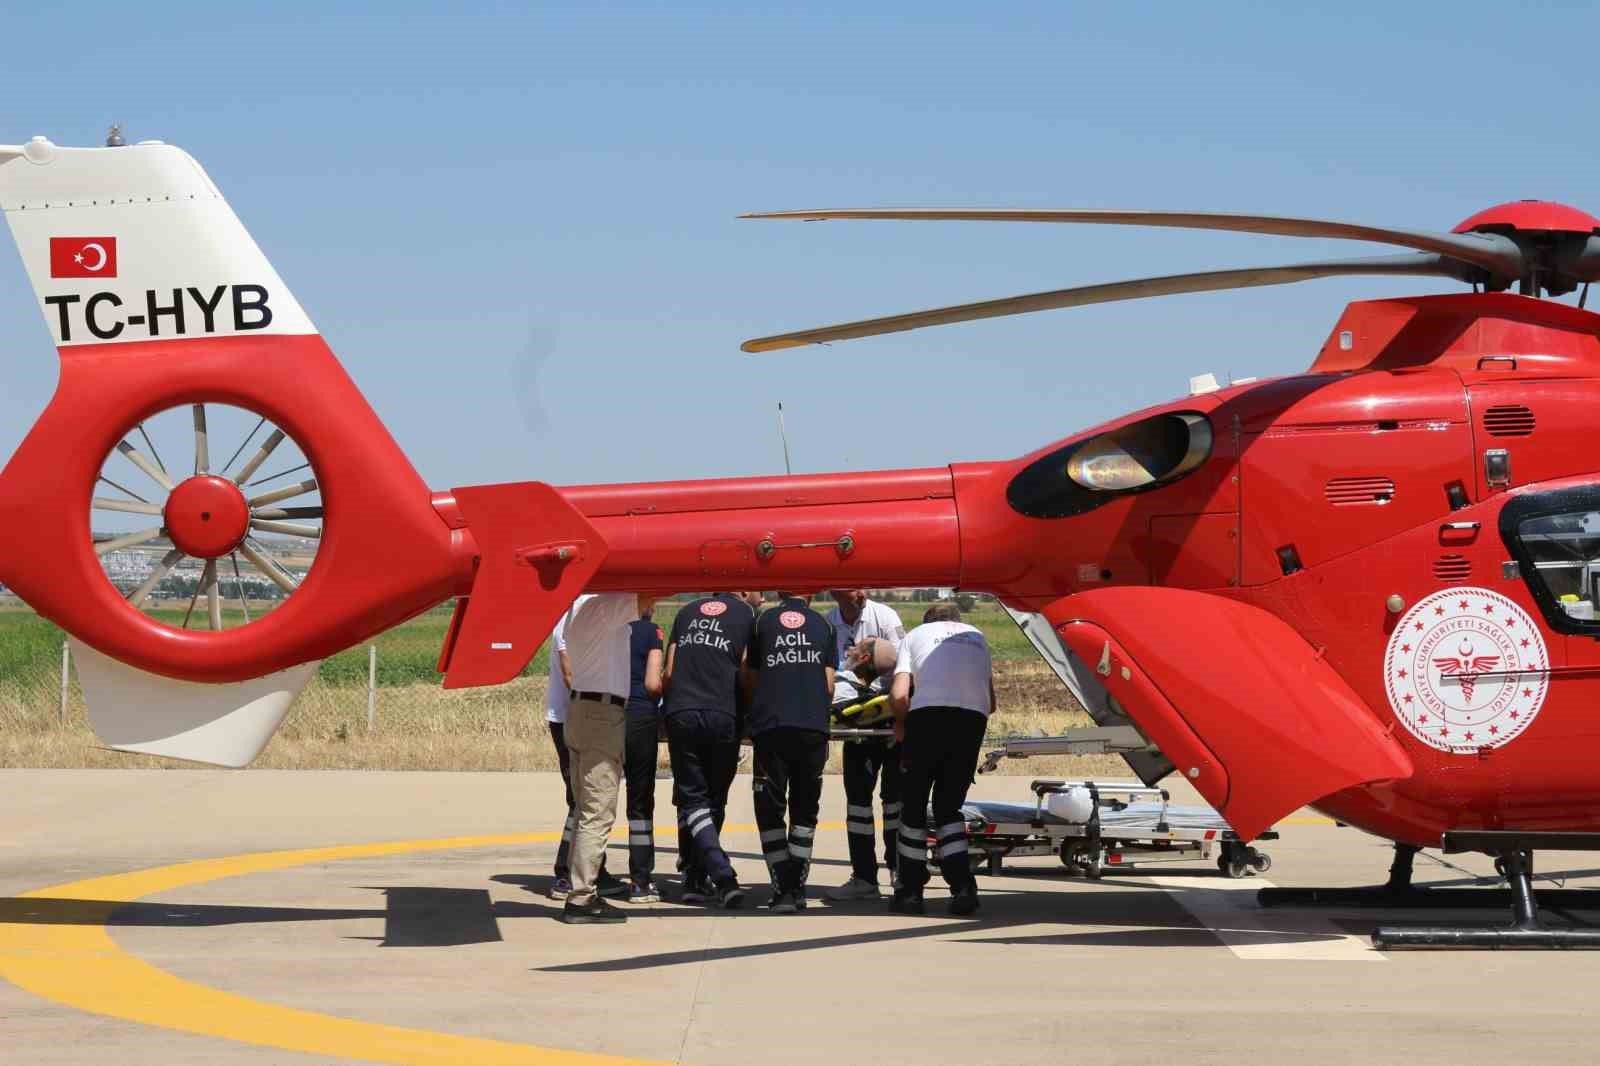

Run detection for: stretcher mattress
[[961, 800, 1232, 833]]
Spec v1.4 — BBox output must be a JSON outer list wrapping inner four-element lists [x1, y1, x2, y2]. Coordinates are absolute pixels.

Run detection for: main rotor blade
[[742, 253, 1471, 353], [742, 208, 1526, 281]]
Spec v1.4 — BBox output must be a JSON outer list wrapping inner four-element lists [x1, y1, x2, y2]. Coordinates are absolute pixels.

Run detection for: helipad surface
[[2, 769, 1597, 1064]]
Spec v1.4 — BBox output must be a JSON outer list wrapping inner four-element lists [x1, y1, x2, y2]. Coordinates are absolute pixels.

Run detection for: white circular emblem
[[700, 600, 727, 616], [1383, 586, 1549, 754], [780, 610, 805, 629]]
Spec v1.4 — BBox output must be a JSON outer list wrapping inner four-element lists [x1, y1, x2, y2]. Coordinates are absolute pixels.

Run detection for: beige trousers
[[565, 696, 626, 905]]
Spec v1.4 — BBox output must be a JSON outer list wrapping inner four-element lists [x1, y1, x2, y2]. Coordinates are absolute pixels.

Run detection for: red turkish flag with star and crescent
[[49, 237, 117, 278]]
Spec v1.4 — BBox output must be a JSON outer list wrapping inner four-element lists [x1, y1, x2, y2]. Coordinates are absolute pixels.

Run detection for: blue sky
[[3, 2, 1597, 487]]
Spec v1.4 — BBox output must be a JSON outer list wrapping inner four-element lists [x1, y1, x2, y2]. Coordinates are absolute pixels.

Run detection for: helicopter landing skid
[[1261, 836, 1600, 949]]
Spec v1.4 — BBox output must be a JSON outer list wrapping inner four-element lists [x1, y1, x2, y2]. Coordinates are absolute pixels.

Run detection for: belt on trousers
[[570, 690, 626, 708]]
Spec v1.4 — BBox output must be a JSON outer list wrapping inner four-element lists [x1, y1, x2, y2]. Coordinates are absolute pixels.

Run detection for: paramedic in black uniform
[[664, 590, 758, 907], [743, 592, 837, 912], [889, 602, 995, 917], [623, 608, 665, 902]]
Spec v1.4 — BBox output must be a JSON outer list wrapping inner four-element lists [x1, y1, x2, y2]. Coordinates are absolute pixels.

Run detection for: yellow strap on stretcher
[[833, 693, 892, 726]]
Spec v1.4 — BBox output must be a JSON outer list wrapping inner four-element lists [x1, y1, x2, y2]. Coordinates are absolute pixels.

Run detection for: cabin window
[[1501, 485, 1600, 632]]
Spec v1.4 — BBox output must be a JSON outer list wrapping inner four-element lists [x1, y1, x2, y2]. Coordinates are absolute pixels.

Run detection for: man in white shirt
[[888, 602, 994, 917], [560, 590, 657, 924], [824, 589, 908, 901], [545, 595, 627, 901]]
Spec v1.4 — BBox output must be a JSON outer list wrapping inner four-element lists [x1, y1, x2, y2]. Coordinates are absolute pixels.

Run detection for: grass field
[[0, 599, 1122, 776]]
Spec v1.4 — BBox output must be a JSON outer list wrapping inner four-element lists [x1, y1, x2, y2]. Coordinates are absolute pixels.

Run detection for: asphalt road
[[2, 769, 1597, 1064]]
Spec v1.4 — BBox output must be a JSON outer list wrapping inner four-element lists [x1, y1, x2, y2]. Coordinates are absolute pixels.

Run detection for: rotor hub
[[1453, 200, 1600, 236], [163, 476, 249, 559]]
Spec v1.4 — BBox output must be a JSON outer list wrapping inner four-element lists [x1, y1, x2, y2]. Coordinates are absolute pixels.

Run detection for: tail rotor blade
[[744, 253, 1472, 352]]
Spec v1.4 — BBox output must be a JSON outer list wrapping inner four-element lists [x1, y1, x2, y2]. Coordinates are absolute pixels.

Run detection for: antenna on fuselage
[[776, 402, 793, 475]]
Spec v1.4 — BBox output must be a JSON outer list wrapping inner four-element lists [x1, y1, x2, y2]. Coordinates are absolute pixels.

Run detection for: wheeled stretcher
[[961, 778, 1277, 879]]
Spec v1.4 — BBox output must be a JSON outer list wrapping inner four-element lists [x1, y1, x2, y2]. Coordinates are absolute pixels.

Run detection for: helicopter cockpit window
[[1501, 486, 1600, 633], [1007, 412, 1213, 519], [1515, 511, 1600, 623]]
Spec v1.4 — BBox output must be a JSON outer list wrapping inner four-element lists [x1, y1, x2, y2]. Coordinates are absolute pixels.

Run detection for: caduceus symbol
[[1433, 639, 1500, 703]]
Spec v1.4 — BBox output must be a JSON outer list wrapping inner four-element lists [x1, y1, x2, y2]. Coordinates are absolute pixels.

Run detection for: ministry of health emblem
[[1383, 586, 1549, 754]]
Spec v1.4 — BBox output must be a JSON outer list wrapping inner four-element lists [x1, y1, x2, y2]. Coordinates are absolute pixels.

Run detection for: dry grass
[[0, 660, 1127, 777]]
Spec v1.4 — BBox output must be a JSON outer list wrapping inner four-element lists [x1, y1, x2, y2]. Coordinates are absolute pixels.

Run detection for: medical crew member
[[561, 591, 656, 924], [664, 591, 757, 908], [889, 603, 994, 916], [825, 589, 908, 900], [744, 592, 837, 912], [623, 609, 665, 902]]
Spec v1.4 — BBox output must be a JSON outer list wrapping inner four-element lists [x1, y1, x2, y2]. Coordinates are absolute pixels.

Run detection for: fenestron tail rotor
[[741, 201, 1600, 352], [91, 403, 323, 630]]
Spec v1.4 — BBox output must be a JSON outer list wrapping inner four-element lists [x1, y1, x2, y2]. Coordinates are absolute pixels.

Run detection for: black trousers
[[549, 721, 576, 879], [896, 707, 988, 894], [751, 727, 828, 892], [842, 734, 903, 881], [624, 709, 661, 887], [666, 709, 740, 885]]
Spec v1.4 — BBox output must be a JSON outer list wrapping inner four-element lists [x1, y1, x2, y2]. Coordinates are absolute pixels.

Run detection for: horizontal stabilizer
[[72, 639, 317, 767], [440, 482, 609, 689]]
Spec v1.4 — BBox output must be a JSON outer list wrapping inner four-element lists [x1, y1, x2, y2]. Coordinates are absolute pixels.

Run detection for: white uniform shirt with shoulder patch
[[895, 621, 993, 716], [562, 593, 637, 701], [544, 594, 593, 724], [825, 598, 907, 702]]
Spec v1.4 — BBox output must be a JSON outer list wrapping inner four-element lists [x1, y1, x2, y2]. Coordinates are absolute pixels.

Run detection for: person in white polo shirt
[[888, 602, 994, 917], [560, 590, 656, 924], [824, 589, 908, 901]]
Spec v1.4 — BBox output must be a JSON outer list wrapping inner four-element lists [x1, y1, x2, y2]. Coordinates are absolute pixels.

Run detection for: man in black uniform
[[744, 592, 837, 913], [664, 590, 757, 907], [623, 609, 665, 902]]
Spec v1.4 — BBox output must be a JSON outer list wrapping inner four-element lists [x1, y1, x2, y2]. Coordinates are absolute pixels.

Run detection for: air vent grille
[[1433, 554, 1472, 582], [1484, 404, 1535, 437], [1325, 476, 1395, 506]]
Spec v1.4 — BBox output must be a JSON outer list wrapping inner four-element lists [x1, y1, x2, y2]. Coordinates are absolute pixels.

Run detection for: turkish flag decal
[[49, 237, 117, 278]]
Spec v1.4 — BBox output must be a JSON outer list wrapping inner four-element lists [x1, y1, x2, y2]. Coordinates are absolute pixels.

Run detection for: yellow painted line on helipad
[[0, 829, 664, 1065]]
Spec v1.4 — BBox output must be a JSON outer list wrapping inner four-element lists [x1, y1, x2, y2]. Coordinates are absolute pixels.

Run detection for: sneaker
[[827, 876, 880, 901], [679, 875, 711, 905], [949, 884, 980, 917], [768, 890, 798, 914], [888, 888, 925, 915], [596, 871, 629, 899], [548, 876, 573, 900], [629, 882, 661, 904], [561, 897, 627, 924], [715, 879, 748, 910]]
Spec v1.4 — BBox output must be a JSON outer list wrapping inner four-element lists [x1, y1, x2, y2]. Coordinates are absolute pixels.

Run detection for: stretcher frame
[[962, 778, 1277, 879]]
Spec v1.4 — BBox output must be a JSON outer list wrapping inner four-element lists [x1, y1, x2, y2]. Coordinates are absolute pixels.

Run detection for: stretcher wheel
[[1247, 849, 1272, 874], [1218, 853, 1250, 878], [1062, 841, 1103, 879]]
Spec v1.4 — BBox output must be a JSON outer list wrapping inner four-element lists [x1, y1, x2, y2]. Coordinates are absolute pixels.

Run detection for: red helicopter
[[5, 137, 1600, 946]]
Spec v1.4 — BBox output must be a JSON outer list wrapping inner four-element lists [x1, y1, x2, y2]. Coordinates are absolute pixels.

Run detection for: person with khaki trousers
[[560, 591, 657, 924]]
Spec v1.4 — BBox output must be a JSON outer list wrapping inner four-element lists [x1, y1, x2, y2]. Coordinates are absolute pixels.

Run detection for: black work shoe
[[595, 870, 629, 899], [888, 888, 925, 915], [562, 897, 627, 924], [949, 884, 980, 917], [792, 888, 809, 911], [768, 890, 798, 914], [679, 875, 711, 904], [715, 880, 748, 910]]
